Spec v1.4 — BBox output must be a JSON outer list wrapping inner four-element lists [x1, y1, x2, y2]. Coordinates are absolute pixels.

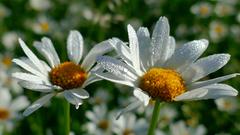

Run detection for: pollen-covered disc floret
[[49, 62, 87, 90], [139, 68, 186, 101]]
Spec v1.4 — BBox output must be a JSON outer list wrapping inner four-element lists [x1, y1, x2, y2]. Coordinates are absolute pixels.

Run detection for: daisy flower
[[85, 104, 113, 135], [170, 121, 206, 135], [209, 21, 228, 42], [0, 88, 29, 132], [190, 2, 212, 18], [12, 30, 112, 116], [112, 113, 148, 135], [215, 97, 238, 113], [96, 17, 238, 117]]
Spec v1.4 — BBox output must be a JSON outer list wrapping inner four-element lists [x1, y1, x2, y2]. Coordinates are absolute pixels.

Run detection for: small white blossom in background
[[89, 88, 112, 105], [230, 25, 240, 42], [85, 104, 113, 135], [215, 97, 238, 113], [236, 12, 240, 23], [29, 0, 51, 11], [0, 55, 23, 94], [0, 88, 29, 133], [1, 32, 19, 51], [191, 2, 212, 18], [0, 4, 10, 20], [112, 113, 149, 135], [170, 121, 206, 135], [214, 2, 235, 17], [25, 15, 56, 35], [209, 21, 228, 42]]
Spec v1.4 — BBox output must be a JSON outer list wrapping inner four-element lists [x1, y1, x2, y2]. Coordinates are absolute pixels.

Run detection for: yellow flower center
[[2, 56, 12, 67], [139, 68, 186, 101], [0, 108, 10, 120], [123, 128, 134, 135], [214, 24, 224, 34], [98, 120, 109, 130], [49, 62, 87, 90], [40, 22, 49, 32], [199, 6, 209, 16]]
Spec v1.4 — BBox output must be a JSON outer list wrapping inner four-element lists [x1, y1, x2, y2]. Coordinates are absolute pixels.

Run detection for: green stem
[[62, 100, 70, 135], [147, 100, 162, 135]]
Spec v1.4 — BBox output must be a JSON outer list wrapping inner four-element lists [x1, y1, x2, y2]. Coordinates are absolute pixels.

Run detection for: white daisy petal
[[12, 58, 45, 78], [137, 27, 151, 71], [95, 72, 135, 87], [152, 17, 170, 63], [10, 96, 30, 111], [12, 72, 45, 84], [86, 111, 98, 123], [82, 40, 113, 71], [34, 39, 60, 68], [110, 38, 132, 65], [187, 73, 240, 90], [96, 56, 138, 81], [69, 88, 89, 99], [0, 88, 12, 107], [82, 75, 101, 88], [67, 30, 83, 64], [63, 91, 83, 109], [41, 37, 60, 66], [182, 54, 230, 83], [18, 38, 47, 74], [151, 17, 170, 65], [175, 84, 238, 101], [116, 100, 142, 120], [23, 93, 55, 116], [127, 25, 141, 73], [166, 39, 208, 70], [133, 88, 150, 106], [155, 36, 176, 67], [18, 81, 54, 92]]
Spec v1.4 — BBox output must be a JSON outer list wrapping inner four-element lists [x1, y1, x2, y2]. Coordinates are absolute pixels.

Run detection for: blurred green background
[[0, 0, 240, 135]]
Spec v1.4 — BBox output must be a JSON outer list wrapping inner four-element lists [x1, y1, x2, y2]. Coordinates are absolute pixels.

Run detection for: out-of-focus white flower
[[216, 0, 237, 5], [176, 24, 188, 38], [96, 17, 238, 118], [191, 2, 212, 18], [215, 3, 235, 17], [0, 55, 23, 94], [0, 88, 29, 132], [0, 4, 10, 19], [215, 97, 238, 113], [112, 113, 149, 135], [12, 30, 112, 116], [89, 88, 112, 105], [145, 103, 177, 125], [230, 25, 240, 42], [85, 104, 113, 135], [236, 12, 240, 23], [209, 21, 228, 42], [1, 31, 19, 51], [29, 0, 51, 11], [170, 121, 206, 135], [25, 15, 56, 34]]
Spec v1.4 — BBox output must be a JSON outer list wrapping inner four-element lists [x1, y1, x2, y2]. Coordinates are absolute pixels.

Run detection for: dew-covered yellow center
[[139, 68, 186, 101], [49, 62, 87, 90], [0, 108, 10, 120]]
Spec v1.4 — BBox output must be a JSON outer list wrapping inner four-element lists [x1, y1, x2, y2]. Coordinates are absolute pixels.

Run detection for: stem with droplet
[[147, 100, 162, 135]]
